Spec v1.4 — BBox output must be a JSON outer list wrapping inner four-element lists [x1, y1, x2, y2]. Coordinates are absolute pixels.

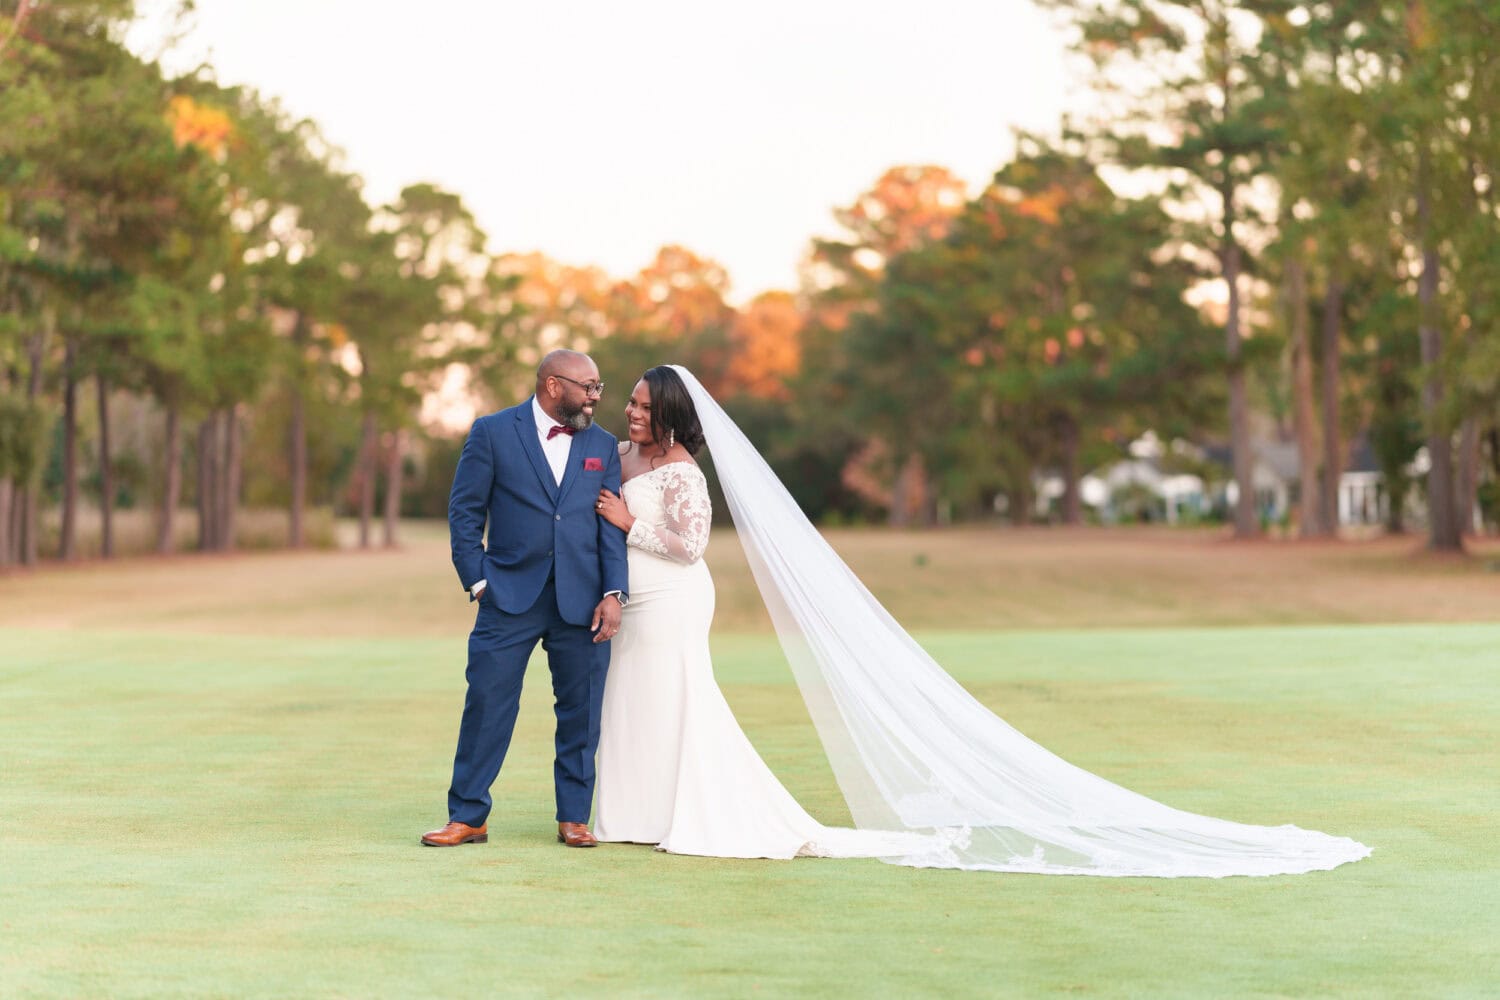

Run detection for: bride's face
[[624, 380, 655, 446]]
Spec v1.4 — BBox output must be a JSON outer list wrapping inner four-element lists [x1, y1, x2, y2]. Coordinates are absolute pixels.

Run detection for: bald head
[[536, 349, 594, 388], [535, 349, 602, 430]]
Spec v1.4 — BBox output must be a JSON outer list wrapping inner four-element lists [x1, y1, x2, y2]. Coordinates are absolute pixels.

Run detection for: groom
[[422, 350, 629, 849]]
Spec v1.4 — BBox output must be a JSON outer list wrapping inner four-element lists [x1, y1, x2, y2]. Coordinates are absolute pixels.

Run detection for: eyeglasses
[[551, 374, 606, 397]]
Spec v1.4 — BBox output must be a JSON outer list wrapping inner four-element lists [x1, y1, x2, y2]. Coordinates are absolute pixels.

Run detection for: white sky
[[132, 1, 1079, 303]]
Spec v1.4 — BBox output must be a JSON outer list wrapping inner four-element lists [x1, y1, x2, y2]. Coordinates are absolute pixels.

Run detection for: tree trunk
[[4, 484, 14, 566], [17, 486, 35, 565], [383, 427, 403, 546], [1012, 464, 1034, 527], [59, 338, 79, 560], [1224, 228, 1257, 538], [1386, 485, 1406, 534], [0, 357, 15, 565], [910, 454, 936, 528], [1416, 180, 1461, 551], [1216, 52, 1257, 540], [18, 320, 48, 566], [887, 452, 930, 527], [221, 403, 240, 551], [358, 411, 378, 548], [0, 340, 13, 564], [288, 311, 308, 548], [1058, 414, 1082, 525], [1318, 278, 1344, 536], [1488, 428, 1500, 532], [1457, 417, 1480, 535], [1287, 259, 1320, 539], [0, 478, 12, 567], [97, 374, 114, 558], [197, 415, 217, 551], [885, 453, 931, 527], [288, 384, 306, 548], [888, 453, 909, 528], [157, 403, 181, 554]]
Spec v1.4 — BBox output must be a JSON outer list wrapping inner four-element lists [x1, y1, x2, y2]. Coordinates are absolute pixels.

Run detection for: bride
[[591, 365, 1370, 876], [591, 366, 933, 860]]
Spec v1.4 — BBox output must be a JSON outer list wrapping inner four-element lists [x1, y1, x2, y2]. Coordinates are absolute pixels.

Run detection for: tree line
[[1034, 0, 1499, 550], [2, 0, 1496, 567]]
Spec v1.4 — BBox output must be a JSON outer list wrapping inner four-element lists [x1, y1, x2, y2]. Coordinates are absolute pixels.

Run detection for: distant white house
[[1035, 432, 1209, 524], [1222, 437, 1394, 528], [1034, 432, 1399, 527]]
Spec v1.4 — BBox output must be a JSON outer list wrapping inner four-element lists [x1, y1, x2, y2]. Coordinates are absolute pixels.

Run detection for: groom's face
[[552, 361, 602, 431]]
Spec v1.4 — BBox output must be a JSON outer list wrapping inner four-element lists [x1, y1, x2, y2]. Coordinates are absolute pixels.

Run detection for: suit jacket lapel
[[515, 398, 560, 504], [555, 429, 587, 506]]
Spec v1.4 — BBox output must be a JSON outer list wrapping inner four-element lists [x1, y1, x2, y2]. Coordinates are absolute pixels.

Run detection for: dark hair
[[641, 366, 705, 456]]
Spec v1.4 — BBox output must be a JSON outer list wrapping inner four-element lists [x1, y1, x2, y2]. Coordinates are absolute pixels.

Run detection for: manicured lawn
[[3, 617, 1496, 997]]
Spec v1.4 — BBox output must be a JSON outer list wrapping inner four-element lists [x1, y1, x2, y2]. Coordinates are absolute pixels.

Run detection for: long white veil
[[670, 365, 1370, 877]]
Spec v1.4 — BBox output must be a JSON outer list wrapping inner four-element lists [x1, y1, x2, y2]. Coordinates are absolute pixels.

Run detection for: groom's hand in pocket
[[590, 594, 622, 644]]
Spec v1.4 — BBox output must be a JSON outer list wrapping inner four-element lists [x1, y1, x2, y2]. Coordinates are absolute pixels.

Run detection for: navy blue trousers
[[446, 577, 609, 827]]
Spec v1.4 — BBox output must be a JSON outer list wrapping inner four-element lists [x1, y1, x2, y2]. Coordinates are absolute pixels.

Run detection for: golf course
[[3, 524, 1498, 997]]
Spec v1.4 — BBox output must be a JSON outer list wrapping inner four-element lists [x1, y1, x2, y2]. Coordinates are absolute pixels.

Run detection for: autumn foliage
[[728, 292, 803, 400]]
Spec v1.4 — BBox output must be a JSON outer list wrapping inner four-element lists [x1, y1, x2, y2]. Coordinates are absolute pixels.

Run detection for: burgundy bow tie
[[546, 424, 576, 440]]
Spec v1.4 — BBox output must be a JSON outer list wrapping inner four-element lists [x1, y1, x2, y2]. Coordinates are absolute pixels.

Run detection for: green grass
[[2, 621, 1497, 998]]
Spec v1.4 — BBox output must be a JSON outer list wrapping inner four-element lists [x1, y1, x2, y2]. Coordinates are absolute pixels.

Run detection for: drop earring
[[668, 429, 675, 449]]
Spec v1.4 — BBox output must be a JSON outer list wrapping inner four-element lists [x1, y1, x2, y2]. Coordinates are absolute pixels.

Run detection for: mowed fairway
[[3, 524, 1499, 998]]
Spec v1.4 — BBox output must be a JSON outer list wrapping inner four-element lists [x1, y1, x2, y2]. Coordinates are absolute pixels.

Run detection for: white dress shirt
[[532, 395, 573, 486]]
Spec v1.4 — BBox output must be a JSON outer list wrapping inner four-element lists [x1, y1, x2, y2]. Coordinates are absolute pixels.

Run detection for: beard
[[559, 396, 594, 431]]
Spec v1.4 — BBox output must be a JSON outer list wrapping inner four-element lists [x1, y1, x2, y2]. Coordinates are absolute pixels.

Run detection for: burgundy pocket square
[[584, 457, 604, 471]]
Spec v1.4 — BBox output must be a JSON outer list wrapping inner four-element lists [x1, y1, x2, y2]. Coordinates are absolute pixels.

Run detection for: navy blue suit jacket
[[448, 399, 628, 627]]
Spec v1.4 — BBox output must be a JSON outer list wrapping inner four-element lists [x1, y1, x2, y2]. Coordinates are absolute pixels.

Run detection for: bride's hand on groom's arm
[[595, 489, 633, 532]]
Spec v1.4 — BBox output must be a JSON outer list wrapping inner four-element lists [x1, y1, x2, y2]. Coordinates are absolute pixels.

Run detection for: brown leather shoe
[[421, 821, 488, 847], [557, 822, 597, 848]]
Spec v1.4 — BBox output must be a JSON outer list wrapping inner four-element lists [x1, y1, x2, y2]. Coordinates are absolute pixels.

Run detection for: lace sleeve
[[625, 463, 712, 564]]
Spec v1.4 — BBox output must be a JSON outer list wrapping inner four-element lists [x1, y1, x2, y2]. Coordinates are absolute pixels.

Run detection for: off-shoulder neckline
[[621, 460, 702, 487]]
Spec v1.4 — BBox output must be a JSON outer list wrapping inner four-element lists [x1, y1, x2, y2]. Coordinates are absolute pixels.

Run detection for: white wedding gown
[[590, 367, 1370, 877], [593, 461, 942, 860]]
